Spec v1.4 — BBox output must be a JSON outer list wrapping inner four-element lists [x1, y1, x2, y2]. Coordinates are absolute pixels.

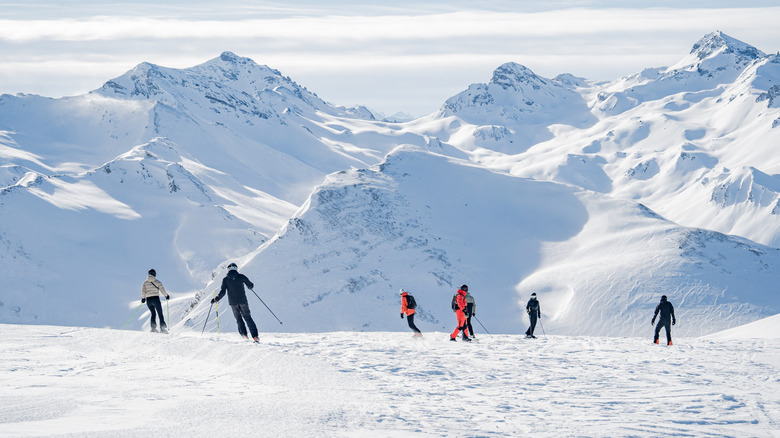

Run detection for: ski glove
[[211, 298, 218, 304], [141, 298, 146, 303], [166, 295, 170, 300], [673, 320, 676, 325], [400, 312, 404, 319], [651, 319, 655, 325]]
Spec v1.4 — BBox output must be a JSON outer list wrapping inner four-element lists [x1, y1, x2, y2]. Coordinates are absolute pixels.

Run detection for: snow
[[1, 323, 779, 437]]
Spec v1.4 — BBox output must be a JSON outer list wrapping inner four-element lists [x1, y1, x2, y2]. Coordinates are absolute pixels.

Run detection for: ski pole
[[123, 302, 144, 329], [474, 315, 492, 336], [539, 316, 547, 339], [214, 290, 220, 333], [201, 301, 214, 334], [249, 288, 283, 324], [166, 297, 170, 330]]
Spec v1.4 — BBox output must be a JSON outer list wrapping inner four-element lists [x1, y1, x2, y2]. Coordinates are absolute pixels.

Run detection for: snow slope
[[0, 53, 428, 326], [1, 324, 778, 437], [180, 147, 780, 337], [412, 31, 780, 248]]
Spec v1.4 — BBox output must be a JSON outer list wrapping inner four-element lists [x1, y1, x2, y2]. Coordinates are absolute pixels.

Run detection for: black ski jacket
[[216, 270, 254, 305], [526, 298, 541, 317], [653, 298, 676, 323]]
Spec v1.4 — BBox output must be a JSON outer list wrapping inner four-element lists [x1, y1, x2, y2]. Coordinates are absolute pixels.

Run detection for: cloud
[[0, 5, 778, 115]]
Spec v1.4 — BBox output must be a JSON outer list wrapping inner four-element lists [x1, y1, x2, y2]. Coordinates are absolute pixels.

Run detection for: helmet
[[148, 269, 156, 276], [460, 284, 468, 291], [399, 289, 406, 294], [228, 263, 238, 271]]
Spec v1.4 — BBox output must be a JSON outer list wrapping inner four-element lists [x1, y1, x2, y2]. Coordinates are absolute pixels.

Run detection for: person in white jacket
[[141, 269, 170, 333]]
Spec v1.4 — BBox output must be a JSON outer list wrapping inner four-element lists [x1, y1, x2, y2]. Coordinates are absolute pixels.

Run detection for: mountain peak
[[490, 62, 548, 91], [690, 31, 764, 62]]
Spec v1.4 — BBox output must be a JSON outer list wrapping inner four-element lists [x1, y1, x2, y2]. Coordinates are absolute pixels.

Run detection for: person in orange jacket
[[450, 285, 471, 342], [400, 289, 422, 337]]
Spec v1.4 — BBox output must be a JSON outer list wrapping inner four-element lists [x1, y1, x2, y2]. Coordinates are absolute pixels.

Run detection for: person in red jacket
[[450, 285, 471, 342], [400, 289, 422, 337]]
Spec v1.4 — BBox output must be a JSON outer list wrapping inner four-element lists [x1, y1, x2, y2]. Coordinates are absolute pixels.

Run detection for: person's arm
[[401, 296, 407, 318], [652, 304, 660, 323], [214, 279, 227, 302], [537, 303, 541, 318], [155, 280, 170, 299], [671, 304, 676, 325], [141, 282, 147, 302], [243, 275, 254, 291]]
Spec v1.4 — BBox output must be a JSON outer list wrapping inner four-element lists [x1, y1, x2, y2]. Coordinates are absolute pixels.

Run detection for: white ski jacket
[[141, 275, 169, 299]]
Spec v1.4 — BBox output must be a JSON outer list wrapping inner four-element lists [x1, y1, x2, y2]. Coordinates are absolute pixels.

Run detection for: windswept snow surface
[[1, 324, 779, 437]]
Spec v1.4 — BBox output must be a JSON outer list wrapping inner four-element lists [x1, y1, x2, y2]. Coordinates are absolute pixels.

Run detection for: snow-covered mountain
[[184, 147, 780, 337], [2, 32, 779, 336], [412, 31, 780, 248], [0, 52, 425, 325]]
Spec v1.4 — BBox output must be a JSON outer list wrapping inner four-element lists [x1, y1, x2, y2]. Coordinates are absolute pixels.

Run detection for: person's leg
[[664, 321, 672, 344], [146, 297, 158, 330], [529, 314, 538, 336], [152, 298, 166, 329], [231, 305, 248, 337], [451, 312, 464, 339], [238, 305, 259, 339], [466, 316, 474, 338], [407, 313, 421, 334], [457, 311, 469, 339], [654, 321, 663, 343]]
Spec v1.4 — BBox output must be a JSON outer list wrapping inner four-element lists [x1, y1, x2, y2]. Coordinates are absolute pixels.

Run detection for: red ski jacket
[[401, 292, 416, 316], [455, 289, 468, 313]]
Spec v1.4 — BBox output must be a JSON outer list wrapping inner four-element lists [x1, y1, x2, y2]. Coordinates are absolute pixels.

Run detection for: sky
[[1, 1, 779, 116]]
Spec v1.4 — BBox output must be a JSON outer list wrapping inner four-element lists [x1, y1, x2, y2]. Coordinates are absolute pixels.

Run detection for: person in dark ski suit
[[450, 285, 471, 342], [212, 263, 259, 341], [141, 269, 170, 333], [652, 295, 677, 345], [465, 289, 476, 340], [525, 293, 541, 338], [400, 289, 422, 337]]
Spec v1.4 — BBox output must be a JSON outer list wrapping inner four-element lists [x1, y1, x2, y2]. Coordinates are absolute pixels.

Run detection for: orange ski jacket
[[401, 292, 416, 316]]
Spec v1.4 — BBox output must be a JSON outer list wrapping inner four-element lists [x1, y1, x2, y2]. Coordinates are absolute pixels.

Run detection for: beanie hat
[[531, 292, 537, 297], [148, 269, 156, 276], [399, 289, 406, 294]]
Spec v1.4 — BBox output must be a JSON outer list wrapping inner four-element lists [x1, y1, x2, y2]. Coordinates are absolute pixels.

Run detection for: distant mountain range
[[1, 31, 778, 335]]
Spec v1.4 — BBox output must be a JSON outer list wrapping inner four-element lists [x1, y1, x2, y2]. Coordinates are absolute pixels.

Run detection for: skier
[[465, 288, 476, 340], [450, 285, 471, 342], [400, 289, 422, 337], [212, 263, 259, 342], [525, 292, 541, 338], [652, 295, 677, 345], [141, 269, 170, 333]]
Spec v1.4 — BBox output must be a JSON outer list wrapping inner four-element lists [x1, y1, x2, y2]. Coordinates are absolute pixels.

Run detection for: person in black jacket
[[652, 295, 677, 345], [212, 263, 259, 342], [525, 293, 541, 338]]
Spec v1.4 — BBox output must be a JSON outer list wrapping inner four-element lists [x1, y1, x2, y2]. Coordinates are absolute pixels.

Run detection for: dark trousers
[[654, 320, 672, 343], [406, 313, 421, 334], [146, 296, 166, 329], [231, 304, 258, 338], [466, 304, 475, 336], [526, 313, 538, 336]]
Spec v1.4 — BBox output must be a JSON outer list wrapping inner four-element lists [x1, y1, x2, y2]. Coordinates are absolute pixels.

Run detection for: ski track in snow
[[1, 325, 779, 437]]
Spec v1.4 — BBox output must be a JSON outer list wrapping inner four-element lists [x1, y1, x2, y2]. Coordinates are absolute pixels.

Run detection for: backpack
[[451, 293, 459, 311], [406, 294, 417, 310]]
